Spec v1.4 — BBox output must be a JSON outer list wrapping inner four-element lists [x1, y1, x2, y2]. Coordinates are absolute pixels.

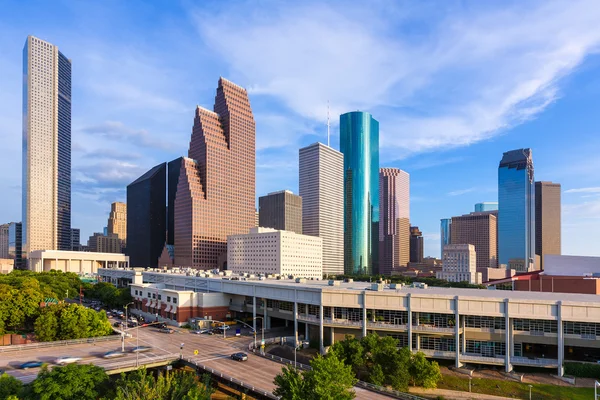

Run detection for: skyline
[[1, 1, 600, 258]]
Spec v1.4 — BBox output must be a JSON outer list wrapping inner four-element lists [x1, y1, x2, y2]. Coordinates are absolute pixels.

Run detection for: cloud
[[193, 0, 600, 158], [78, 121, 176, 151], [84, 148, 142, 161], [565, 187, 600, 194], [447, 188, 476, 197]]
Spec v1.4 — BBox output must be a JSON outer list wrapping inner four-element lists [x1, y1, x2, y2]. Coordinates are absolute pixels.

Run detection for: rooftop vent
[[328, 280, 341, 286], [296, 278, 307, 284], [371, 283, 384, 291]]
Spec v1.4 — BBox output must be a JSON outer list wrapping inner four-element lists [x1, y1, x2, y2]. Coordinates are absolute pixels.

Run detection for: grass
[[436, 374, 593, 400]]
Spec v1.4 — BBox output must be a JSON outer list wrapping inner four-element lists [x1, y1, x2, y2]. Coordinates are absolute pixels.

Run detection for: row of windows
[[134, 289, 177, 303]]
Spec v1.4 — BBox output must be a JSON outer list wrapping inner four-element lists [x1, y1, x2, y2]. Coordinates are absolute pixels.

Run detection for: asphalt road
[[0, 319, 392, 399]]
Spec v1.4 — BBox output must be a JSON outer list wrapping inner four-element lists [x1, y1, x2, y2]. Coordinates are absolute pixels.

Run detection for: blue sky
[[1, 0, 600, 257]]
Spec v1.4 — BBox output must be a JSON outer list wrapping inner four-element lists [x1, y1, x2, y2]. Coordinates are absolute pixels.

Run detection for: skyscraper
[[498, 149, 535, 271], [8, 222, 23, 269], [440, 218, 452, 255], [166, 157, 183, 246], [70, 228, 80, 251], [340, 111, 379, 275], [174, 78, 255, 269], [107, 202, 127, 242], [259, 190, 302, 234], [535, 181, 561, 269], [451, 211, 498, 269], [299, 142, 344, 276], [0, 224, 9, 258], [379, 168, 410, 275], [409, 226, 424, 264], [127, 163, 166, 268], [475, 202, 498, 212], [22, 36, 72, 262]]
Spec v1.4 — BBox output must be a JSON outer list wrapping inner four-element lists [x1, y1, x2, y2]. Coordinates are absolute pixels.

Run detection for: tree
[[409, 352, 442, 388], [273, 365, 305, 400], [330, 335, 364, 374], [0, 373, 23, 400], [34, 310, 58, 342], [34, 303, 112, 342], [31, 364, 108, 400], [303, 353, 357, 400], [113, 368, 213, 400]]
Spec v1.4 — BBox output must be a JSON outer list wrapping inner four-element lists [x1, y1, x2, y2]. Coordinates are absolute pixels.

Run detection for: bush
[[564, 362, 600, 379]]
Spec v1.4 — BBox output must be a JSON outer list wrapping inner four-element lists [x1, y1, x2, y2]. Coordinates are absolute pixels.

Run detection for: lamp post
[[252, 316, 265, 354], [122, 302, 134, 352], [469, 376, 472, 393], [528, 384, 533, 400]]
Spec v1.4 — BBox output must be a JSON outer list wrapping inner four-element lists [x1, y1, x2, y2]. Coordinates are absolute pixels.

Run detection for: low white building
[[227, 227, 323, 279], [437, 244, 481, 284], [28, 250, 129, 274]]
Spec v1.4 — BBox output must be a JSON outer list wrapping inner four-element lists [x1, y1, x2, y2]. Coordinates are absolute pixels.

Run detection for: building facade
[[70, 228, 80, 251], [340, 111, 379, 275], [107, 202, 127, 242], [127, 162, 166, 268], [475, 202, 498, 212], [409, 226, 424, 264], [8, 222, 23, 269], [299, 142, 344, 276], [437, 244, 481, 284], [498, 149, 535, 270], [451, 211, 498, 269], [174, 78, 256, 270], [22, 36, 72, 261], [0, 224, 8, 258], [378, 168, 410, 275], [227, 227, 322, 279], [29, 250, 128, 273], [258, 190, 302, 234], [166, 157, 183, 246], [87, 233, 122, 254], [535, 181, 561, 269], [440, 218, 452, 256]]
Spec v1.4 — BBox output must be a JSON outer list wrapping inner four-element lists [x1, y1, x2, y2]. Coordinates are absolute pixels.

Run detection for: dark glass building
[[56, 52, 72, 251], [340, 111, 379, 275], [127, 163, 166, 268], [410, 226, 424, 264], [498, 149, 535, 271], [258, 190, 302, 234], [167, 157, 183, 245], [8, 222, 23, 269]]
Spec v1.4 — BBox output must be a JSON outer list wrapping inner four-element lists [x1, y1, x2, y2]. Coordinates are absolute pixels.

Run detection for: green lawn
[[437, 374, 593, 400]]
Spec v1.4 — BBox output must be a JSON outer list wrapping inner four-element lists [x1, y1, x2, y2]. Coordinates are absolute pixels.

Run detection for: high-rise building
[[255, 210, 259, 227], [475, 202, 498, 212], [535, 181, 561, 269], [166, 157, 183, 246], [299, 142, 344, 276], [127, 163, 166, 267], [440, 218, 452, 255], [107, 202, 127, 242], [409, 226, 424, 264], [450, 211, 498, 269], [22, 36, 72, 261], [498, 149, 535, 271], [87, 232, 122, 253], [258, 190, 302, 234], [70, 228, 80, 251], [0, 224, 9, 258], [8, 222, 23, 269], [437, 244, 481, 284], [174, 78, 255, 269], [340, 111, 379, 275], [378, 168, 410, 275]]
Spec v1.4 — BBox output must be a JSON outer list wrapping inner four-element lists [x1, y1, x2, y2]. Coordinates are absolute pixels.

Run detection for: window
[[147, 293, 151, 298], [152, 293, 156, 299], [158, 295, 162, 300], [173, 298, 177, 304], [135, 290, 138, 295], [167, 296, 171, 302]]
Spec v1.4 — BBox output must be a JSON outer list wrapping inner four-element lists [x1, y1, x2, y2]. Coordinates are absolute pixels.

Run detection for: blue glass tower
[[440, 218, 451, 253], [340, 111, 379, 275], [498, 149, 535, 270]]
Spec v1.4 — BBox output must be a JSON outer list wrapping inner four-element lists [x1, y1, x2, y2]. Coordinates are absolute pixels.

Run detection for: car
[[156, 323, 168, 329], [160, 328, 175, 334], [191, 329, 210, 334], [55, 356, 82, 365], [113, 322, 123, 327], [215, 325, 230, 331], [230, 352, 248, 362], [130, 346, 152, 353], [19, 361, 43, 369], [103, 351, 126, 359]]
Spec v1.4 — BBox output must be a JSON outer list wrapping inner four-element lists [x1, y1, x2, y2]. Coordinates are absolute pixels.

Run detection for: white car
[[55, 356, 82, 365], [216, 325, 230, 330]]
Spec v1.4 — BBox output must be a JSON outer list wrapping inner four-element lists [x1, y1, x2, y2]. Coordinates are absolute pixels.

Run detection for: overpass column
[[505, 298, 512, 373], [319, 303, 324, 354], [407, 293, 413, 352], [252, 295, 257, 333], [293, 298, 298, 347], [557, 301, 564, 377], [362, 291, 367, 338], [263, 298, 269, 330], [455, 296, 461, 368]]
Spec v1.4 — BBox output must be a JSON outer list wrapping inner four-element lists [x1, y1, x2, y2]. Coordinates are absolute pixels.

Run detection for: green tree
[[273, 365, 306, 400], [330, 335, 364, 374], [368, 364, 385, 387], [34, 303, 112, 342], [113, 368, 212, 400], [31, 364, 108, 400], [0, 373, 23, 400], [303, 353, 357, 400], [409, 352, 442, 388], [33, 310, 58, 342]]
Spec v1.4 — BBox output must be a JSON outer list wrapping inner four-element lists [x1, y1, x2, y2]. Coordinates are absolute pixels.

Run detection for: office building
[[299, 142, 344, 276], [258, 190, 302, 234], [451, 211, 498, 269], [340, 111, 379, 275], [22, 36, 72, 260], [255, 210, 259, 227], [0, 224, 8, 258], [70, 228, 80, 251], [166, 157, 183, 245], [127, 162, 166, 268], [174, 78, 256, 269], [8, 222, 23, 269], [107, 202, 127, 242], [498, 149, 535, 271], [440, 218, 452, 256], [378, 168, 410, 275], [409, 226, 424, 264], [29, 250, 128, 273], [475, 202, 498, 212], [437, 244, 481, 284], [535, 181, 561, 269], [227, 227, 323, 279], [87, 233, 122, 254]]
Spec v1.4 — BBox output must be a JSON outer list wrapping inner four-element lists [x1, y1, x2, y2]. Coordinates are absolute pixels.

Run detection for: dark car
[[231, 352, 248, 362], [159, 328, 175, 334], [156, 323, 168, 329], [19, 361, 43, 369], [113, 322, 123, 327]]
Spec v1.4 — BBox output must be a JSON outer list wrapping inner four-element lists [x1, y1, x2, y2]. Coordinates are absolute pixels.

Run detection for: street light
[[528, 384, 533, 400], [595, 380, 600, 400], [122, 302, 134, 352], [180, 343, 184, 359]]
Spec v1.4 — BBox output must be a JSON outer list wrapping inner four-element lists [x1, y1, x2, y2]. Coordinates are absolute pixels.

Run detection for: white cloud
[[565, 187, 600, 194], [447, 188, 476, 197]]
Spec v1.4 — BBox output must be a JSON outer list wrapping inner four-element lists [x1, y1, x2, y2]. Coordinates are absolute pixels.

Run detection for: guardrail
[[512, 356, 558, 367], [103, 354, 179, 371], [0, 334, 121, 353]]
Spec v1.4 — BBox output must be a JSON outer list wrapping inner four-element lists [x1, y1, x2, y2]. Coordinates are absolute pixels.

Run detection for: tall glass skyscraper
[[440, 218, 452, 253], [22, 36, 71, 263], [498, 149, 535, 271], [474, 202, 498, 212], [340, 111, 379, 275]]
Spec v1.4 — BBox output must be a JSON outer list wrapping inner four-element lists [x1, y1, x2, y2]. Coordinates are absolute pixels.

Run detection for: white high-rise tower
[[299, 142, 344, 276]]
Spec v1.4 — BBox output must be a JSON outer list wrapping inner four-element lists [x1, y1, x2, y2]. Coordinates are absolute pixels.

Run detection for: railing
[[511, 356, 558, 367], [461, 354, 505, 364], [104, 354, 179, 371], [0, 334, 121, 353], [418, 349, 456, 359], [297, 314, 364, 327], [412, 325, 455, 333], [367, 322, 408, 330]]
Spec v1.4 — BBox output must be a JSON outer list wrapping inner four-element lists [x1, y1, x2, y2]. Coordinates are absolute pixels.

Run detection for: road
[[0, 320, 392, 399]]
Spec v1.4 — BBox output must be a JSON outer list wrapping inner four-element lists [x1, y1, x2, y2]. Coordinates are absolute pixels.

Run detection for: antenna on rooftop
[[327, 100, 330, 147]]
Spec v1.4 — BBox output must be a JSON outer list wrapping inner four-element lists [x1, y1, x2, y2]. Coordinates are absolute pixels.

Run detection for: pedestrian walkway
[[409, 387, 515, 400]]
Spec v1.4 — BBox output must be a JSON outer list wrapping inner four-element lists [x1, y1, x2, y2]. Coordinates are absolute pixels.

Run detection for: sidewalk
[[409, 387, 516, 400]]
